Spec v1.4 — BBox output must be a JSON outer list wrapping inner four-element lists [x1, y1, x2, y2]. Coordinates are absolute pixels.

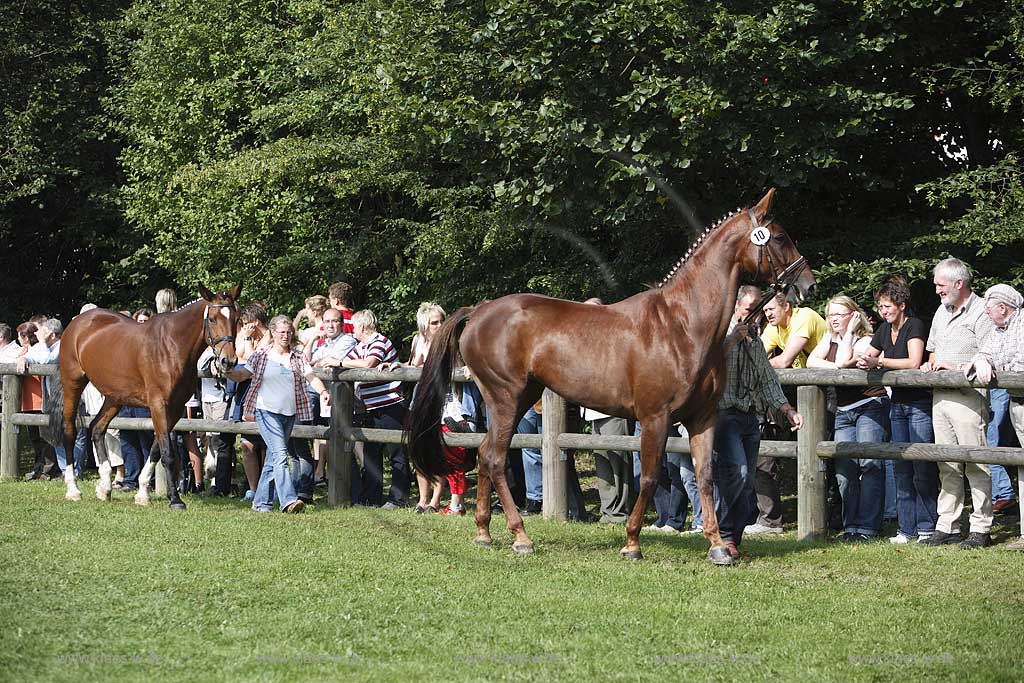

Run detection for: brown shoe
[[283, 500, 305, 514], [1005, 536, 1024, 551], [992, 499, 1018, 514], [725, 541, 741, 559]]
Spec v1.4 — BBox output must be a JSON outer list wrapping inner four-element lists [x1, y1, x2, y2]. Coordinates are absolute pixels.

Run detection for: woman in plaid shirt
[[226, 315, 331, 513]]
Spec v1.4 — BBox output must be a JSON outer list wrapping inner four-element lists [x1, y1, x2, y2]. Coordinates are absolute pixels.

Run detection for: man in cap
[[964, 284, 1024, 550]]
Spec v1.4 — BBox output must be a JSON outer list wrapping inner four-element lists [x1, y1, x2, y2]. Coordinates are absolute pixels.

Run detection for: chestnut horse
[[406, 189, 814, 565], [51, 285, 241, 509]]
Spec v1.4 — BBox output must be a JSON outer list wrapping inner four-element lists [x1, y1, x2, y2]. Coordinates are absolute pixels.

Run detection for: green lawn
[[0, 479, 1020, 683]]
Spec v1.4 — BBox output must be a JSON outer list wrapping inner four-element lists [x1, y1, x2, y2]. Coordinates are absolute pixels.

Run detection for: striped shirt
[[346, 332, 403, 410], [719, 333, 789, 415], [926, 292, 994, 368], [242, 348, 315, 422]]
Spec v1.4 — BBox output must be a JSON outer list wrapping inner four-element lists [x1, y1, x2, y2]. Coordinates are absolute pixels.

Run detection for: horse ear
[[753, 187, 776, 220], [198, 283, 214, 301], [229, 282, 243, 301]]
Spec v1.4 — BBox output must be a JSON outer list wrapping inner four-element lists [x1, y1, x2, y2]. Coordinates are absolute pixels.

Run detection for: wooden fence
[[2, 363, 1022, 540]]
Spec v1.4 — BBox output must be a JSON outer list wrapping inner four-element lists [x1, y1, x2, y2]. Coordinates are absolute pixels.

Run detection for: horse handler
[[225, 315, 330, 514]]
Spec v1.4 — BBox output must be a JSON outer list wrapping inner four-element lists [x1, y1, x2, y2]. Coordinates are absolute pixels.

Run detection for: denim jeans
[[252, 409, 299, 512], [120, 406, 154, 489], [56, 428, 89, 478], [518, 407, 543, 503], [287, 392, 318, 502], [632, 423, 697, 531], [988, 388, 1017, 501], [712, 409, 760, 545], [890, 399, 939, 537], [834, 398, 890, 536], [679, 455, 702, 529]]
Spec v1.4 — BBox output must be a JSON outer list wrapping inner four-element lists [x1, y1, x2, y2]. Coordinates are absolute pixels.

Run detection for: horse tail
[[404, 306, 475, 479]]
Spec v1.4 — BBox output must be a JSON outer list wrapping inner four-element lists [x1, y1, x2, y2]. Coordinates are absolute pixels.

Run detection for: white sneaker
[[643, 524, 678, 533], [744, 523, 783, 535], [681, 525, 704, 535], [889, 532, 911, 545]]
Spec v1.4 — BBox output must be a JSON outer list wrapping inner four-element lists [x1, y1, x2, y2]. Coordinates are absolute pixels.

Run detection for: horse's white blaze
[[220, 306, 231, 319]]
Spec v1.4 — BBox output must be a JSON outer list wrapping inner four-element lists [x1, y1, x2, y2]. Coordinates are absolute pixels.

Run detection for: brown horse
[[406, 188, 814, 565], [52, 285, 241, 509]]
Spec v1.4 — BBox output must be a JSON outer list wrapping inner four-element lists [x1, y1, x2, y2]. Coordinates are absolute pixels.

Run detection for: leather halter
[[742, 209, 809, 326], [203, 302, 238, 365]]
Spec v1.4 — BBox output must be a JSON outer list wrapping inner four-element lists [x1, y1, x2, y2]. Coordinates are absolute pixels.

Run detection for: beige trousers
[[1008, 401, 1024, 536], [933, 389, 992, 534]]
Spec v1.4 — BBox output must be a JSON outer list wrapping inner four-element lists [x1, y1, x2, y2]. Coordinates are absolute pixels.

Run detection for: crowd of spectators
[[2, 261, 1022, 551]]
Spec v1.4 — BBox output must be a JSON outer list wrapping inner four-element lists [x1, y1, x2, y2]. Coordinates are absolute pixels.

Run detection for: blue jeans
[[253, 409, 299, 512], [834, 398, 890, 536], [518, 407, 543, 503], [632, 423, 697, 531], [120, 406, 154, 489], [987, 389, 1017, 501], [890, 399, 939, 537], [679, 455, 702, 529], [713, 409, 760, 545], [56, 428, 89, 478]]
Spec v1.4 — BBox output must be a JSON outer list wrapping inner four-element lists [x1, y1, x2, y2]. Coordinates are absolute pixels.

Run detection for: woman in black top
[[857, 278, 939, 544]]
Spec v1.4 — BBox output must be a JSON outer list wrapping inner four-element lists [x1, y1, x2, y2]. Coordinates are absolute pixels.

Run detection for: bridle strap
[[742, 210, 809, 326], [203, 303, 237, 365]]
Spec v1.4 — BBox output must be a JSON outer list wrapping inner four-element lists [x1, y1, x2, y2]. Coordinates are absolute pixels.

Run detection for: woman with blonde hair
[[407, 302, 448, 512], [809, 295, 890, 541]]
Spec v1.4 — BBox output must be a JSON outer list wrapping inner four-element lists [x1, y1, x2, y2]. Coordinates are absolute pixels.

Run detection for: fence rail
[[2, 364, 1022, 538]]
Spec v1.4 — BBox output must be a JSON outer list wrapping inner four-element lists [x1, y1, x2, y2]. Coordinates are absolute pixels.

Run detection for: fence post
[[1, 374, 23, 479], [796, 384, 828, 541], [541, 389, 568, 521], [327, 378, 354, 508]]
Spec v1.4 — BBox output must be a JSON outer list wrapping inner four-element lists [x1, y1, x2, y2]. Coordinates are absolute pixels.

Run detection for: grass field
[[1, 478, 1021, 683]]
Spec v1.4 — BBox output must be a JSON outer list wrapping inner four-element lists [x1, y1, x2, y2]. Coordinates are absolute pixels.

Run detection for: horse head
[[199, 283, 243, 373], [738, 188, 816, 302]]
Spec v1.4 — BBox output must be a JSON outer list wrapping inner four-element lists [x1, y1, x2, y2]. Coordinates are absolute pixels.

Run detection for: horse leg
[[89, 399, 121, 501], [135, 439, 158, 507], [689, 416, 732, 566], [60, 376, 88, 502], [151, 405, 187, 511], [483, 404, 535, 554], [622, 413, 669, 560], [473, 434, 494, 547]]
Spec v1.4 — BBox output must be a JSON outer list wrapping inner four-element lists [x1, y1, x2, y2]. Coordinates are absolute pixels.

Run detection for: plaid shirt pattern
[[242, 348, 314, 422], [926, 292, 994, 368], [976, 309, 1024, 378], [718, 335, 789, 415]]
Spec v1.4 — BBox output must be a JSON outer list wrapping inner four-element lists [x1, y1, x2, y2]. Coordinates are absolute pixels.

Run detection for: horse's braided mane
[[657, 206, 744, 288], [174, 298, 203, 312]]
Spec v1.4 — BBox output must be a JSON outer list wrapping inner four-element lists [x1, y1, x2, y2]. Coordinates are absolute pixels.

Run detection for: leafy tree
[[0, 0, 139, 323], [107, 0, 1024, 343]]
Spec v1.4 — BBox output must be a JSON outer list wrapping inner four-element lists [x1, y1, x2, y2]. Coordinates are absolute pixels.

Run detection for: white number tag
[[750, 227, 770, 246]]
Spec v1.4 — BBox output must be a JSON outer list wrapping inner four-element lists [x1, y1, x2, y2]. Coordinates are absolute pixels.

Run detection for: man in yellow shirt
[[744, 293, 827, 534], [762, 293, 829, 369]]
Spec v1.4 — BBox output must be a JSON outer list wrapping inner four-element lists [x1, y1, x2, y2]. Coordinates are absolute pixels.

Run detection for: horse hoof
[[512, 542, 535, 555], [65, 492, 82, 502], [169, 503, 187, 511], [473, 536, 493, 547], [95, 486, 111, 502], [708, 546, 735, 566], [135, 495, 150, 507], [620, 549, 643, 561]]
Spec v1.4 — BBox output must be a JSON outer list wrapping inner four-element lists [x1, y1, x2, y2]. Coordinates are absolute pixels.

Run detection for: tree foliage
[[5, 0, 1024, 339]]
